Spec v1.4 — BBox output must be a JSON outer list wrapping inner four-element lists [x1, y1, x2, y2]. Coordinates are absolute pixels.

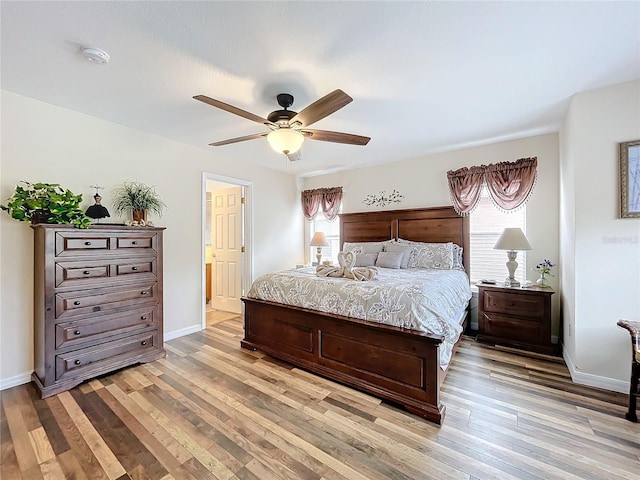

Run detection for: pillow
[[354, 253, 378, 267], [375, 251, 403, 269], [342, 241, 385, 255], [383, 243, 415, 269], [452, 244, 464, 270], [408, 242, 455, 269]]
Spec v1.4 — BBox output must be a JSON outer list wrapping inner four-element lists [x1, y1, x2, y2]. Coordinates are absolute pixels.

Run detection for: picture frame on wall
[[620, 140, 640, 218]]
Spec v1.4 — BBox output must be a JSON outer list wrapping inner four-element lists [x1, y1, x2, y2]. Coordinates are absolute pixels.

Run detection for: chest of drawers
[[31, 225, 166, 398], [477, 284, 557, 355]]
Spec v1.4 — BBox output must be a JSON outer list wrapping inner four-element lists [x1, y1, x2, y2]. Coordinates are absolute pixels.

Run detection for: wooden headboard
[[339, 206, 470, 273]]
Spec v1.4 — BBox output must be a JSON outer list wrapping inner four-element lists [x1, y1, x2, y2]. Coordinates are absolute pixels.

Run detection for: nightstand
[[477, 283, 558, 355]]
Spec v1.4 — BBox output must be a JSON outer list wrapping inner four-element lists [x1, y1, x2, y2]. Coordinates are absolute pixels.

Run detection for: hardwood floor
[[2, 317, 638, 479]]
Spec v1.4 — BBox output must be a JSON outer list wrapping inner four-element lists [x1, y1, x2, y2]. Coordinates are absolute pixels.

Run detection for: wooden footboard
[[241, 297, 448, 424]]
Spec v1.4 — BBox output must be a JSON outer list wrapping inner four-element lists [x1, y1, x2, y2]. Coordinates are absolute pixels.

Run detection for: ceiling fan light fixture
[[267, 128, 304, 155]]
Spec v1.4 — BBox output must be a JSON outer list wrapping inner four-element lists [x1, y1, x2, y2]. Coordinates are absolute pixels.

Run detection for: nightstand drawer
[[481, 313, 543, 344], [483, 290, 544, 318]]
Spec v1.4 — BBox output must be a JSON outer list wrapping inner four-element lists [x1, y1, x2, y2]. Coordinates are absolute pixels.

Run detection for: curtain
[[301, 186, 343, 221], [321, 187, 343, 221], [301, 189, 322, 220], [446, 165, 485, 216], [484, 157, 537, 211], [446, 157, 538, 216]]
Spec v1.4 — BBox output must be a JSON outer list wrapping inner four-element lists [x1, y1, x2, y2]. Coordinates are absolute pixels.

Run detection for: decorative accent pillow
[[383, 243, 415, 269], [375, 251, 404, 269], [354, 253, 379, 267], [342, 241, 386, 255], [452, 244, 464, 270], [407, 242, 455, 269], [343, 240, 395, 255]]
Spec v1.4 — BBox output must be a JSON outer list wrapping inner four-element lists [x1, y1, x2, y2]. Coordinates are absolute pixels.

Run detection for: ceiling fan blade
[[289, 89, 353, 128], [209, 132, 267, 146], [286, 151, 302, 162], [194, 95, 275, 126], [303, 129, 370, 146]]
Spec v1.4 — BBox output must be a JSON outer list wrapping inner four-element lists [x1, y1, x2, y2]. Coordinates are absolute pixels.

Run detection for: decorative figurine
[[85, 185, 110, 222]]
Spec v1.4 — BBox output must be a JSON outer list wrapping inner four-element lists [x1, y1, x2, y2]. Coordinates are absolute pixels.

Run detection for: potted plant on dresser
[[0, 181, 91, 228], [111, 180, 166, 225]]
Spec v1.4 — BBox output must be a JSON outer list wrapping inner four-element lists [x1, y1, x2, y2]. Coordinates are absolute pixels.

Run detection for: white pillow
[[375, 251, 404, 269], [383, 243, 415, 269]]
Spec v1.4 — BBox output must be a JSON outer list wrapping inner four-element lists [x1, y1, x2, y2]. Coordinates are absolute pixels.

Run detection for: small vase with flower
[[534, 259, 555, 288]]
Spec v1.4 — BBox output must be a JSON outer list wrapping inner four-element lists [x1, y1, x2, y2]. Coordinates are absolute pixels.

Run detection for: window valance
[[301, 187, 343, 221], [447, 157, 537, 215]]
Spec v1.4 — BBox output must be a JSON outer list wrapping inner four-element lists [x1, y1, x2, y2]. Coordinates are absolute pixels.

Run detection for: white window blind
[[469, 190, 527, 284], [310, 213, 341, 265]]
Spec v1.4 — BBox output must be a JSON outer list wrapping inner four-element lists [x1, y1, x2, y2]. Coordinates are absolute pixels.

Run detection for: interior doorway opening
[[202, 173, 252, 329]]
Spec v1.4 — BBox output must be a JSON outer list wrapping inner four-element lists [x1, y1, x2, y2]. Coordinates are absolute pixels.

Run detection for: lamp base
[[504, 277, 521, 287], [503, 250, 521, 288], [315, 247, 322, 266]]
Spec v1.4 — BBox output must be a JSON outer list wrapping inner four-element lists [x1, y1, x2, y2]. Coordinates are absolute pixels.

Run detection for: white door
[[211, 186, 243, 313]]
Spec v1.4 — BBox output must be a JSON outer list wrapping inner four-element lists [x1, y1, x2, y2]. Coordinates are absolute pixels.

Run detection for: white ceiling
[[2, 1, 639, 177]]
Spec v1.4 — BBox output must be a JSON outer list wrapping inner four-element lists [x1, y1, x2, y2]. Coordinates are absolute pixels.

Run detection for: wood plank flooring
[[1, 316, 638, 479]]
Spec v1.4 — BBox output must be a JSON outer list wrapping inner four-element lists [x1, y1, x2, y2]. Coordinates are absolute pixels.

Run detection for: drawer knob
[[141, 316, 147, 320], [141, 290, 148, 295], [83, 270, 90, 275], [84, 241, 92, 246], [131, 266, 138, 271], [132, 241, 138, 245], [74, 360, 81, 365], [141, 341, 148, 346], [73, 301, 81, 306], [509, 301, 515, 307], [74, 330, 81, 335]]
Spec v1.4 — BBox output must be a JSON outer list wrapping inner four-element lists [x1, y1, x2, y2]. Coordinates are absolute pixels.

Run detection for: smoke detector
[[81, 47, 110, 65]]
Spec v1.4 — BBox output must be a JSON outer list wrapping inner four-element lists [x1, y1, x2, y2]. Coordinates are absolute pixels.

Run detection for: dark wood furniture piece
[[31, 224, 166, 398], [477, 284, 557, 355], [242, 206, 469, 425], [616, 319, 639, 422]]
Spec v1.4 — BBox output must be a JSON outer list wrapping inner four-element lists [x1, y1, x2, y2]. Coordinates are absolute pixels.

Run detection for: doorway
[[202, 173, 252, 329]]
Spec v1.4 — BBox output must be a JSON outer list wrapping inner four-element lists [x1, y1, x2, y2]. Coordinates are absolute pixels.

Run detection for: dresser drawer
[[55, 306, 158, 350], [481, 313, 543, 344], [54, 230, 159, 258], [55, 331, 159, 381], [55, 257, 157, 288], [55, 282, 158, 320], [482, 290, 545, 319]]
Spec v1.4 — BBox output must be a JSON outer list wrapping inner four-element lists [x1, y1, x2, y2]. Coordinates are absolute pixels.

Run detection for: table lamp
[[493, 227, 532, 287], [310, 232, 330, 265]]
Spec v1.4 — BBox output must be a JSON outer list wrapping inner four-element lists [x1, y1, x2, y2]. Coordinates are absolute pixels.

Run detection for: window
[[310, 212, 341, 265], [469, 189, 526, 284]]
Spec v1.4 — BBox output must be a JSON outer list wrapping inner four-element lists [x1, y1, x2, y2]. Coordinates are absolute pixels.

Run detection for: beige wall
[[0, 90, 303, 388], [304, 133, 561, 334], [560, 80, 640, 392]]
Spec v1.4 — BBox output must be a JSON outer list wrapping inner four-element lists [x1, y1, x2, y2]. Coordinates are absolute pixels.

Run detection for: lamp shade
[[267, 128, 304, 155], [493, 228, 532, 251], [310, 231, 330, 247]]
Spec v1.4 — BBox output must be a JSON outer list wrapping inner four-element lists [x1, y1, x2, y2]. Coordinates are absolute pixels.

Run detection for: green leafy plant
[[111, 181, 166, 219], [0, 181, 91, 228]]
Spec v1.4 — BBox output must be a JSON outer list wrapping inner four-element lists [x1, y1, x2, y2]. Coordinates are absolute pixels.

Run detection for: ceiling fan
[[193, 89, 370, 161]]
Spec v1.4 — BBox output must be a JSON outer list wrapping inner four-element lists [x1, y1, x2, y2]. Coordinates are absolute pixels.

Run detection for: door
[[211, 186, 243, 313]]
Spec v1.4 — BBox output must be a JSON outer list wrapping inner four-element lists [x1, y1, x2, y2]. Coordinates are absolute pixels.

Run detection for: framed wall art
[[620, 140, 640, 218]]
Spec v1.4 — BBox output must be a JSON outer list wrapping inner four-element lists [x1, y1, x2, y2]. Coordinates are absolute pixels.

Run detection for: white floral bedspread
[[247, 267, 472, 368]]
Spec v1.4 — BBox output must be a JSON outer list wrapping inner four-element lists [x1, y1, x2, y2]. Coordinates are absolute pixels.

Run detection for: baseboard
[[563, 349, 629, 394], [164, 324, 202, 341], [0, 371, 32, 391]]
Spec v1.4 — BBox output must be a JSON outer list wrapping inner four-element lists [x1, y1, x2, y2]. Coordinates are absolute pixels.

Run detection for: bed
[[241, 206, 470, 424]]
